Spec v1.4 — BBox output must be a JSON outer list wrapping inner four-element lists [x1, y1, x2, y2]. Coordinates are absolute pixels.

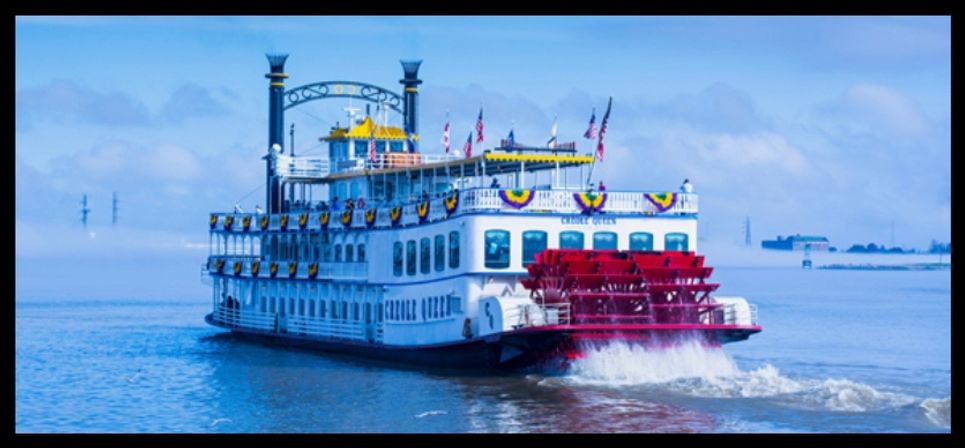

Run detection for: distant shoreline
[[817, 263, 951, 271]]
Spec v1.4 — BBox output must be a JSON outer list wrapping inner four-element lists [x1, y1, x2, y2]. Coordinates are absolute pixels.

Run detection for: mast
[[80, 194, 90, 229], [265, 53, 289, 214]]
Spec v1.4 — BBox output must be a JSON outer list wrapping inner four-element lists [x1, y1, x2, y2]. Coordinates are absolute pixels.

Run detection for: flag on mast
[[463, 132, 473, 158], [596, 97, 612, 162], [583, 108, 597, 139], [547, 115, 558, 149], [442, 114, 450, 154], [368, 120, 377, 162], [506, 128, 515, 148], [475, 108, 484, 144]]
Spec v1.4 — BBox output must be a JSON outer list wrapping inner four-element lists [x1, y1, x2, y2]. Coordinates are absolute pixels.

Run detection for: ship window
[[378, 303, 383, 322], [630, 232, 654, 251], [334, 244, 342, 262], [420, 238, 431, 274], [299, 299, 305, 316], [446, 296, 452, 316], [560, 231, 584, 249], [665, 232, 689, 251], [434, 235, 445, 272], [522, 230, 548, 266], [350, 181, 360, 199], [357, 244, 366, 263], [406, 241, 417, 276], [593, 231, 618, 250], [331, 300, 338, 319], [390, 141, 403, 152], [343, 302, 349, 320], [270, 297, 276, 313], [353, 303, 359, 321], [320, 300, 326, 319], [289, 298, 295, 315], [484, 229, 511, 269], [449, 231, 460, 269], [270, 236, 279, 261], [303, 239, 309, 261], [346, 244, 355, 262], [279, 240, 288, 260], [365, 303, 371, 324], [260, 296, 267, 313], [393, 242, 403, 277], [421, 298, 426, 321]]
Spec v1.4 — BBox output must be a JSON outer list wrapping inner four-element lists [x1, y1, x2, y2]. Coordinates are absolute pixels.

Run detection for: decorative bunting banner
[[444, 190, 459, 215], [260, 215, 269, 231], [233, 261, 242, 276], [308, 262, 319, 279], [214, 259, 225, 274], [288, 261, 298, 278], [209, 214, 218, 229], [223, 215, 234, 231], [499, 189, 534, 209], [417, 201, 430, 223], [279, 214, 289, 231], [389, 207, 402, 226], [365, 209, 377, 228], [319, 212, 330, 231], [340, 210, 353, 227], [298, 213, 309, 230], [241, 215, 251, 232], [573, 192, 607, 214], [644, 192, 677, 213], [269, 261, 278, 278], [251, 261, 260, 276]]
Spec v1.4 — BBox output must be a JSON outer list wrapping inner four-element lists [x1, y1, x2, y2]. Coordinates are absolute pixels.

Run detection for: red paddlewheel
[[525, 249, 723, 326]]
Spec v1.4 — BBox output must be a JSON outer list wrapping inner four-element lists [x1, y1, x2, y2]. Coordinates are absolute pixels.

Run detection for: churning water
[[15, 267, 950, 432]]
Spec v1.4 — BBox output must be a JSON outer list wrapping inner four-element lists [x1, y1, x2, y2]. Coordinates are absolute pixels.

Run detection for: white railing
[[286, 316, 366, 340], [212, 307, 276, 331], [505, 302, 571, 329], [211, 189, 698, 234]]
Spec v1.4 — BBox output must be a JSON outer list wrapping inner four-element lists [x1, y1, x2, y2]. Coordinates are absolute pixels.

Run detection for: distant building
[[761, 234, 830, 251]]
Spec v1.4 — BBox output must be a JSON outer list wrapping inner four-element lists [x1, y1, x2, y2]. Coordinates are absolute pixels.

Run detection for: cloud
[[811, 83, 929, 138], [159, 84, 236, 123], [16, 79, 151, 129]]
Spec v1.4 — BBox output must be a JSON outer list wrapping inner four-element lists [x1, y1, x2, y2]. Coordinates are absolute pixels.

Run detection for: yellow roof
[[325, 116, 418, 141], [483, 152, 594, 164]]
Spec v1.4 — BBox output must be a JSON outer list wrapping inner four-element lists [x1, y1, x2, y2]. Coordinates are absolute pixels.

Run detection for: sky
[[15, 16, 951, 299]]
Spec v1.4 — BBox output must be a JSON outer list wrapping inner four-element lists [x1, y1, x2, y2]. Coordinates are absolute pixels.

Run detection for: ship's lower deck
[[206, 312, 760, 371]]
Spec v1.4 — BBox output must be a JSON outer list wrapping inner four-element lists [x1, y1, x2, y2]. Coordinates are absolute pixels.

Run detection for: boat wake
[[919, 397, 950, 428], [560, 340, 922, 414]]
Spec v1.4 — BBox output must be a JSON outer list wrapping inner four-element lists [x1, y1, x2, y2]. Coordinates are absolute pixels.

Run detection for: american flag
[[583, 108, 597, 139], [596, 97, 612, 162], [475, 108, 484, 144], [442, 117, 450, 154], [547, 115, 558, 149], [463, 132, 473, 158], [506, 128, 515, 148], [368, 137, 376, 162]]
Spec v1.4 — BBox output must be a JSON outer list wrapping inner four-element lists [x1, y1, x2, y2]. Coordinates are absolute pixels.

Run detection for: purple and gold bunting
[[389, 207, 402, 226], [298, 213, 308, 230], [269, 261, 278, 278], [288, 261, 298, 278], [214, 258, 225, 274], [260, 215, 269, 231], [251, 261, 260, 276], [308, 262, 319, 279], [417, 201, 430, 224], [365, 209, 377, 228], [499, 189, 534, 209], [644, 192, 677, 213], [209, 214, 218, 229], [573, 192, 607, 213], [279, 214, 289, 231], [233, 261, 242, 276], [444, 190, 459, 215], [241, 215, 251, 232], [319, 211, 330, 231], [340, 210, 353, 227], [223, 215, 234, 231]]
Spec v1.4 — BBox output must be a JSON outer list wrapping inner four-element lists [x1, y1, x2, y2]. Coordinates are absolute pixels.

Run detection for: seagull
[[209, 418, 232, 428], [125, 368, 142, 383]]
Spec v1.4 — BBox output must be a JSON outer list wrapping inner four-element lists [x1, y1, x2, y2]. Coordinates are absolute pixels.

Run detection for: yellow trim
[[327, 116, 410, 140], [270, 82, 285, 87], [267, 73, 289, 79], [404, 87, 418, 93], [484, 153, 594, 164]]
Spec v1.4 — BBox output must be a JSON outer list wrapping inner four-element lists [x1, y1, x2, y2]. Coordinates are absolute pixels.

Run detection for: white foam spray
[[564, 340, 919, 413], [919, 397, 950, 428]]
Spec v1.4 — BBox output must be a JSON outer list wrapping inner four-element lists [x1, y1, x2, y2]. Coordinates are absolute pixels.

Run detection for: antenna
[[744, 216, 752, 247], [112, 192, 118, 227], [80, 194, 90, 229], [289, 123, 295, 157]]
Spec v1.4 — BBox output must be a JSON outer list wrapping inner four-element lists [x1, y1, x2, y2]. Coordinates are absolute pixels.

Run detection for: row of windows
[[386, 296, 453, 322], [393, 231, 460, 277], [263, 233, 368, 263], [485, 230, 690, 269], [259, 296, 382, 323]]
